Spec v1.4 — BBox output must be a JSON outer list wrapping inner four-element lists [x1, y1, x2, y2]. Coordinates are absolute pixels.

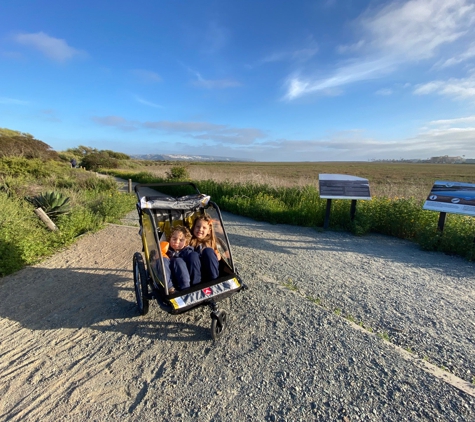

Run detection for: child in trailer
[[188, 214, 221, 282], [155, 225, 196, 293]]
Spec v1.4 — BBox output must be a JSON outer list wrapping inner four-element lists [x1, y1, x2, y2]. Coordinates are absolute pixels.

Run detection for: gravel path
[[0, 206, 474, 421]]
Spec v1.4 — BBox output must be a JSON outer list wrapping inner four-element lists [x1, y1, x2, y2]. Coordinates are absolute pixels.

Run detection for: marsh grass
[[123, 161, 475, 200], [105, 162, 475, 261]]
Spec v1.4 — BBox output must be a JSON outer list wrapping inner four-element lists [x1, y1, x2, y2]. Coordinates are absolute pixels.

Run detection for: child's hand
[[215, 249, 221, 261]]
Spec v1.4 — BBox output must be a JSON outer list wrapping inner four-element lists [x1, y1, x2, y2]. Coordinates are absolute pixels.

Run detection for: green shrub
[[80, 152, 121, 171], [166, 165, 189, 180], [0, 193, 54, 276], [89, 191, 136, 223], [54, 207, 103, 243]]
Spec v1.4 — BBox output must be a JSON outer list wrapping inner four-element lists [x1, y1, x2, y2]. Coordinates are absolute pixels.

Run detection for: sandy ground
[[1, 201, 475, 420]]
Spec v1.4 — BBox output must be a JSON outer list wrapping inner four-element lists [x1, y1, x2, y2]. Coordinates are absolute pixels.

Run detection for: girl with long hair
[[187, 214, 221, 282]]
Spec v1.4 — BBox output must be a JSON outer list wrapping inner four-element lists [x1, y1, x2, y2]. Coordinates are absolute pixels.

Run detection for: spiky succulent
[[26, 191, 71, 217]]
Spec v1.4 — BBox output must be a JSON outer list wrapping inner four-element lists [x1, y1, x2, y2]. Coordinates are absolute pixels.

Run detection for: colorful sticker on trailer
[[170, 278, 241, 310]]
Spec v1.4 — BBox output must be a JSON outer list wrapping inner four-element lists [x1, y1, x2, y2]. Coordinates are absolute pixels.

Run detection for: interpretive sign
[[423, 180, 475, 217], [319, 174, 371, 229], [319, 174, 371, 200]]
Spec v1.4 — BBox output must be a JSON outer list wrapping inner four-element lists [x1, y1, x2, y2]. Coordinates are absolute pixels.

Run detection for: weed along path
[[1, 206, 475, 420]]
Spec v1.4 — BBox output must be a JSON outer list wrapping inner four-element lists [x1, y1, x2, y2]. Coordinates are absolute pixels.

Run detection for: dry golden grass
[[124, 161, 475, 201]]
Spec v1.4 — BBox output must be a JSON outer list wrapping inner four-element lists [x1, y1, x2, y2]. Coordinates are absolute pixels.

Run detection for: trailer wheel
[[133, 252, 149, 315], [211, 310, 227, 340]]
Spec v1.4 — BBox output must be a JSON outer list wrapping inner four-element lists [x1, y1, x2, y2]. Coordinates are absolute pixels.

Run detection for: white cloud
[[362, 0, 474, 60], [430, 115, 475, 125], [14, 32, 86, 62], [284, 0, 475, 100], [284, 58, 395, 100], [414, 74, 475, 99]]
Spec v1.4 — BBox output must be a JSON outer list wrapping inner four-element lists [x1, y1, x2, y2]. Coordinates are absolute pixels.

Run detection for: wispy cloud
[[255, 127, 474, 161], [144, 121, 225, 132], [375, 88, 393, 95], [91, 116, 138, 131], [0, 96, 29, 105], [414, 74, 475, 99], [361, 0, 474, 60], [285, 58, 395, 99], [131, 69, 162, 83], [430, 115, 475, 125], [436, 42, 475, 68], [190, 69, 241, 89], [93, 116, 265, 145], [261, 40, 319, 64], [284, 0, 475, 100], [91, 114, 473, 160], [134, 95, 162, 108], [144, 120, 265, 144], [13, 32, 87, 62], [202, 21, 229, 54]]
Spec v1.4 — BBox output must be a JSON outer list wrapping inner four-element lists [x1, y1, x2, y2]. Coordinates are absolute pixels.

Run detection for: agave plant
[[25, 191, 71, 217]]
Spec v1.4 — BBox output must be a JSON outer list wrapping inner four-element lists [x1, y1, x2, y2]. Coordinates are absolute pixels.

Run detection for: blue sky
[[1, 0, 475, 161]]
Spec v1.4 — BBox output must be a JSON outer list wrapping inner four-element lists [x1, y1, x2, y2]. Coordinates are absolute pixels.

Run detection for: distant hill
[[131, 153, 254, 162]]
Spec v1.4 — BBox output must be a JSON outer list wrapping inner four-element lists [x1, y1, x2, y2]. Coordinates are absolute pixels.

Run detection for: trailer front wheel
[[211, 310, 227, 340], [133, 252, 149, 315]]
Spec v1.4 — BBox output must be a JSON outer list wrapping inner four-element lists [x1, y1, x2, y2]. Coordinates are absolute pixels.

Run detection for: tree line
[[0, 128, 131, 171]]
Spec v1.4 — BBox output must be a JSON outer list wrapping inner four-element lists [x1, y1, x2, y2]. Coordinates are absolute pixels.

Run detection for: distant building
[[429, 155, 464, 164]]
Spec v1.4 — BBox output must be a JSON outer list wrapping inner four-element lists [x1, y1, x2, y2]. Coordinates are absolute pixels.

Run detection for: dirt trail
[[1, 201, 474, 420], [0, 225, 144, 420]]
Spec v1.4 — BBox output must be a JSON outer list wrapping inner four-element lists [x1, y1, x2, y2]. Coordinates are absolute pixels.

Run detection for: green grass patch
[[282, 278, 299, 291]]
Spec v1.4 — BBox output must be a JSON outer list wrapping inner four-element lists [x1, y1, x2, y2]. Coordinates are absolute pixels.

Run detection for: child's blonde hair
[[190, 214, 216, 249], [169, 225, 192, 244]]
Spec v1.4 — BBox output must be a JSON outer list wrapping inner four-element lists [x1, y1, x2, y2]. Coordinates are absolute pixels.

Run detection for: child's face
[[193, 219, 211, 240], [169, 231, 188, 251]]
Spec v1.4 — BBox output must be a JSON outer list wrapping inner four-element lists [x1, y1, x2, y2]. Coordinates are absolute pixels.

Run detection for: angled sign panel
[[423, 180, 475, 217], [319, 174, 371, 200]]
